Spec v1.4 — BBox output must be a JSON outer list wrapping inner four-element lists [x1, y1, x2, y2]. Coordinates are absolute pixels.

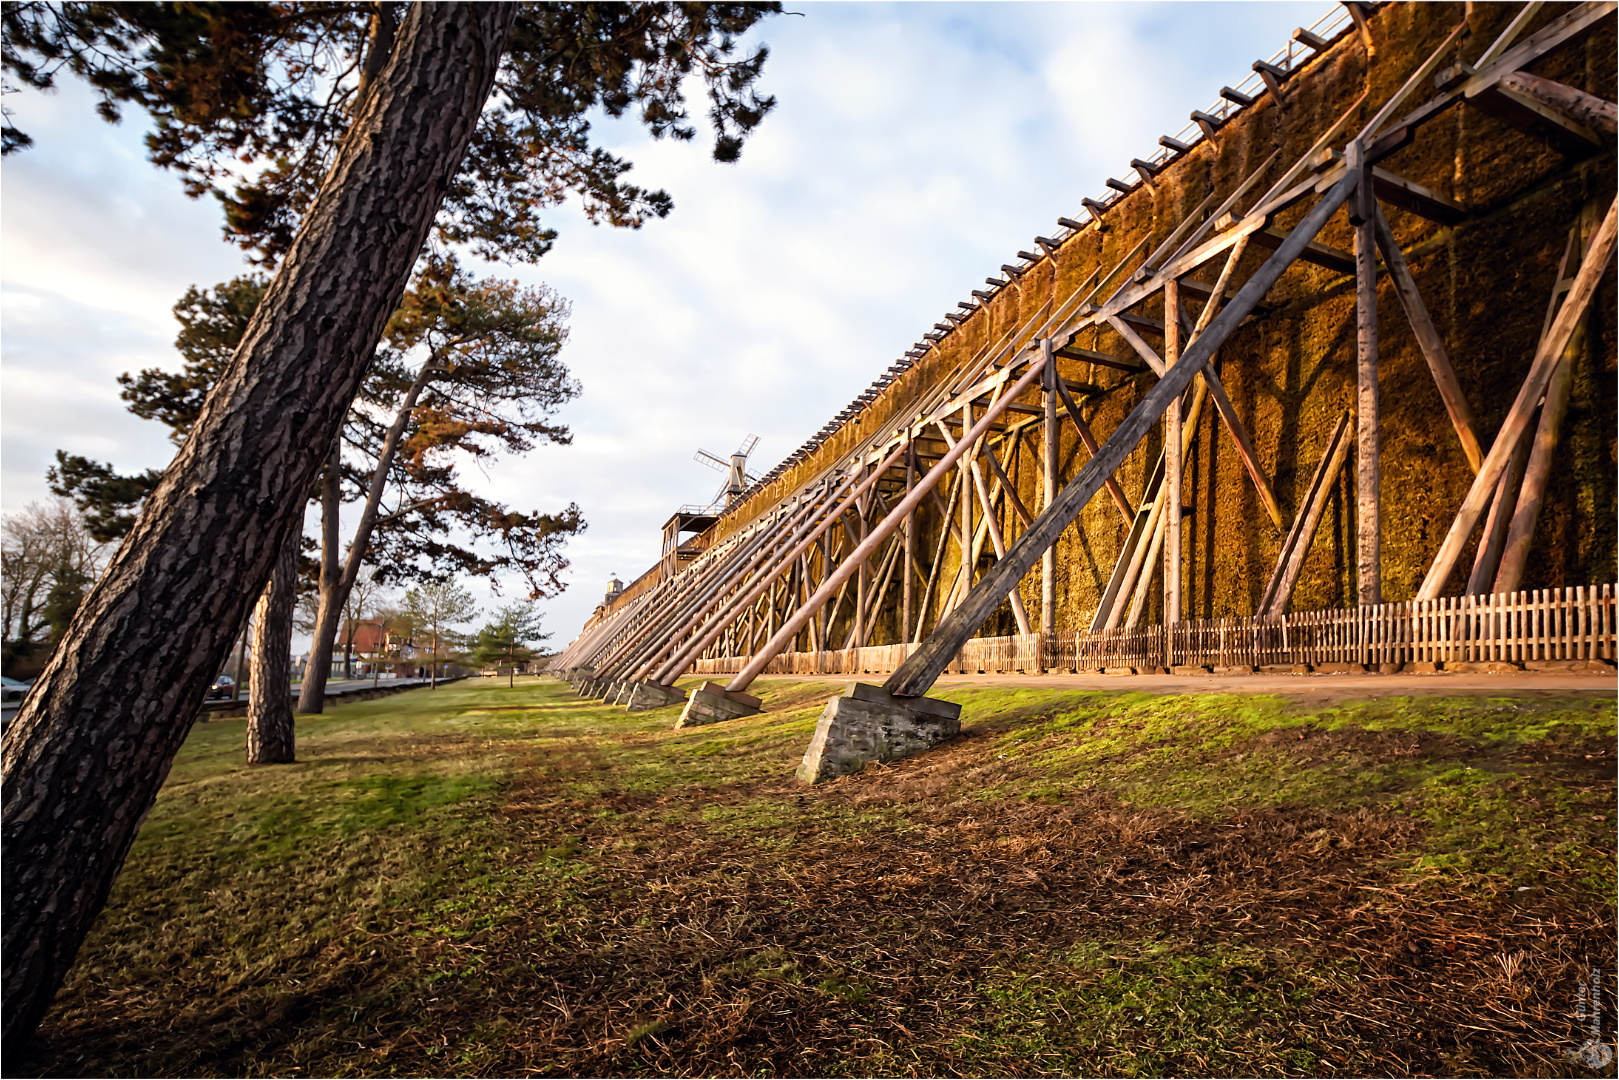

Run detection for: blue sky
[[1, 1, 1327, 645]]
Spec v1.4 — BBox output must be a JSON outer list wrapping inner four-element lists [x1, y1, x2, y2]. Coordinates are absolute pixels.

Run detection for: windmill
[[694, 434, 761, 508]]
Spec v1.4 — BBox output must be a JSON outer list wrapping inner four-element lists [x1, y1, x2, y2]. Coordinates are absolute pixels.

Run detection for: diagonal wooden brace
[[884, 170, 1361, 699]]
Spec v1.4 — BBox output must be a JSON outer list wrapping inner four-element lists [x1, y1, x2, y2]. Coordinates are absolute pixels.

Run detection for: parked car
[[1, 676, 30, 703], [207, 674, 235, 700]]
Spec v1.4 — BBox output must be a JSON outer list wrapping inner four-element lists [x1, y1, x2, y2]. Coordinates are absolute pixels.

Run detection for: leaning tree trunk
[[0, 4, 515, 1052], [246, 533, 298, 765]]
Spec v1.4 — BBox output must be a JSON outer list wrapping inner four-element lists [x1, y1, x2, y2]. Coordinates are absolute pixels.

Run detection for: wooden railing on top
[[692, 584, 1616, 676]]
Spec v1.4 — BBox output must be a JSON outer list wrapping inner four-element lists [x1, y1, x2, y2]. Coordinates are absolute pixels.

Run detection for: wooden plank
[[884, 171, 1363, 699], [1371, 200, 1485, 472], [1417, 196, 1616, 599], [912, 473, 960, 640]]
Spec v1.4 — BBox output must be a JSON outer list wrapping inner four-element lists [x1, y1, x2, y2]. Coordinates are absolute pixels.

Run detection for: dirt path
[[754, 668, 1617, 702]]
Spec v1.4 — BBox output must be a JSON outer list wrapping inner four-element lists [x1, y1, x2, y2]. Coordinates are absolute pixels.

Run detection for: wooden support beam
[[1495, 205, 1598, 593], [1051, 373, 1135, 526], [1259, 413, 1352, 617], [1468, 80, 1605, 153], [1344, 1, 1375, 55], [1054, 345, 1147, 374], [1465, 423, 1534, 594], [1497, 70, 1616, 136], [913, 474, 959, 641], [1473, 2, 1545, 69], [1371, 200, 1484, 472], [1417, 196, 1616, 600], [1113, 272, 1286, 531], [885, 168, 1360, 699], [1293, 26, 1329, 52], [1253, 59, 1289, 98], [1191, 109, 1225, 143], [1163, 279, 1184, 635], [1351, 145, 1380, 606], [1494, 335, 1579, 594], [1091, 457, 1163, 632], [1041, 339, 1058, 634], [1247, 225, 1355, 273], [902, 445, 915, 641]]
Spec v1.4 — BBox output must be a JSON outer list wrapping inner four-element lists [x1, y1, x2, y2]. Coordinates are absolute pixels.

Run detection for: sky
[[1, 1, 1328, 649]]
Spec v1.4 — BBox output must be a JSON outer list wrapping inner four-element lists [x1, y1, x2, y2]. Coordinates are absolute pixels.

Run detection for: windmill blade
[[694, 449, 728, 472], [736, 434, 759, 457]]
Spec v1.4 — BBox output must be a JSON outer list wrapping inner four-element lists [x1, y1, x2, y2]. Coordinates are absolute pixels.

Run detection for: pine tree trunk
[[296, 444, 345, 714], [0, 5, 515, 1052], [301, 359, 436, 714], [246, 533, 297, 765]]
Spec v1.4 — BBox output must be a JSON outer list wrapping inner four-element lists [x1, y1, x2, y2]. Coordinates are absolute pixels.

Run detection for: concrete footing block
[[796, 682, 963, 785], [676, 682, 762, 727], [625, 681, 687, 711]]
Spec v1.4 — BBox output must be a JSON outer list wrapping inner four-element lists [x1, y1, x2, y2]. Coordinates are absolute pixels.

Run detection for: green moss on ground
[[18, 676, 1615, 1078]]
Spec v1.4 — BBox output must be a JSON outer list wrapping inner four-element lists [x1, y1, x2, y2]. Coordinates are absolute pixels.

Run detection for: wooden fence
[[692, 584, 1617, 676]]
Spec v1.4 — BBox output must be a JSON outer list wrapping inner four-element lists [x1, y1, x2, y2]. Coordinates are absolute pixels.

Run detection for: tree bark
[[246, 532, 297, 765], [1, 4, 515, 1052]]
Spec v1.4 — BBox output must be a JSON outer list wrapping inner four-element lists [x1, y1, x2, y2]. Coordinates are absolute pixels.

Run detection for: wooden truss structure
[[551, 2, 1617, 713]]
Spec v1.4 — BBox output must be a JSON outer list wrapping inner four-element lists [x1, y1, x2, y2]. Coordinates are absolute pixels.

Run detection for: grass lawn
[[15, 676, 1616, 1077]]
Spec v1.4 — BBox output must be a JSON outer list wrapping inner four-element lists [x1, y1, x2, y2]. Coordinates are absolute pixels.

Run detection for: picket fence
[[692, 584, 1617, 676]]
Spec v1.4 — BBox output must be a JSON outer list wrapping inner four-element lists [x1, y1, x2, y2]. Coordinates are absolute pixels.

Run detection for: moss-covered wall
[[705, 2, 1616, 645]]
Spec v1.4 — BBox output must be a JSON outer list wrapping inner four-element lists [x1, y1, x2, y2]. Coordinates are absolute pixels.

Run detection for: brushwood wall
[[686, 3, 1616, 643]]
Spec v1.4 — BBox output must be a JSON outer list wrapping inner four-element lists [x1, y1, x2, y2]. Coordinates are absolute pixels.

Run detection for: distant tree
[[366, 603, 408, 687], [400, 580, 479, 689], [469, 602, 550, 686], [2, 2, 780, 1052], [0, 501, 105, 679], [51, 262, 586, 712], [338, 574, 387, 682]]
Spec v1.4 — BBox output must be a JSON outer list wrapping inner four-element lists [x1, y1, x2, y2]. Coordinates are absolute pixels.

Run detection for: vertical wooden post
[[1041, 338, 1058, 634], [1350, 142, 1381, 605], [854, 491, 868, 649], [1163, 280, 1183, 637], [903, 442, 916, 641], [959, 402, 975, 609]]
